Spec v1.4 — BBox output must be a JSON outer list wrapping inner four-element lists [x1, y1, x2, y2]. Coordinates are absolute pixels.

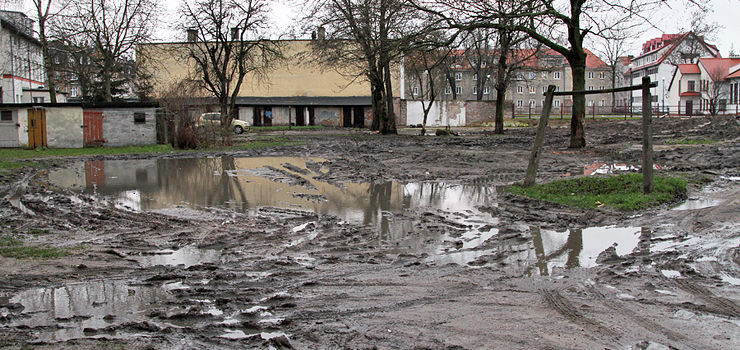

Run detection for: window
[[445, 86, 451, 94], [412, 86, 419, 95], [529, 99, 536, 107], [134, 112, 146, 124], [456, 86, 462, 94], [517, 100, 523, 107], [542, 72, 548, 80], [588, 86, 594, 91], [554, 100, 561, 107], [517, 73, 524, 80], [483, 86, 489, 95], [32, 97, 44, 103], [529, 72, 537, 80], [588, 100, 594, 107], [600, 72, 605, 79], [455, 72, 462, 81], [1, 110, 11, 122], [529, 86, 536, 94], [472, 86, 478, 94], [599, 100, 605, 106], [517, 86, 523, 93], [541, 99, 545, 106], [554, 71, 561, 80], [688, 80, 695, 91], [599, 86, 604, 90], [588, 72, 594, 79], [473, 73, 478, 81], [555, 86, 560, 92]]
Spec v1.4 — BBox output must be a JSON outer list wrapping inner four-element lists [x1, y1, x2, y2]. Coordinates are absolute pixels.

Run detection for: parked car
[[196, 113, 250, 134]]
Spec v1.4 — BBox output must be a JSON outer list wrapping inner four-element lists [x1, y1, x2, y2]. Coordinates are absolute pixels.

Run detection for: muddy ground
[[1, 116, 740, 349]]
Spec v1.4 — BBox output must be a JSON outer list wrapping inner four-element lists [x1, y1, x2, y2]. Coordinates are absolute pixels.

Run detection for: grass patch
[[507, 173, 686, 211], [665, 138, 716, 145], [0, 145, 176, 161], [0, 235, 69, 259]]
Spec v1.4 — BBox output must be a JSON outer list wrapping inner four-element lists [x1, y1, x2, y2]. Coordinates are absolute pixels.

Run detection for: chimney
[[317, 26, 325, 40], [232, 27, 239, 41], [187, 29, 197, 42]]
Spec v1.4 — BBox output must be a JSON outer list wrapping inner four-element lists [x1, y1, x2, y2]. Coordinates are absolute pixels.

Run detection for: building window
[[555, 86, 560, 92], [588, 72, 594, 79], [554, 100, 561, 107], [473, 86, 478, 94], [517, 100, 523, 107], [412, 86, 419, 95], [483, 86, 489, 95], [1, 110, 12, 122], [588, 100, 594, 107], [456, 86, 462, 94], [554, 71, 561, 80], [588, 86, 594, 91], [529, 99, 536, 107], [517, 86, 523, 93], [542, 72, 548, 80], [445, 86, 451, 94], [134, 112, 146, 124], [473, 73, 478, 81], [529, 72, 537, 80], [600, 72, 605, 79], [517, 73, 524, 80], [599, 86, 604, 90], [529, 86, 536, 94], [687, 80, 695, 91], [32, 97, 44, 103], [599, 100, 605, 106], [541, 99, 545, 106], [455, 72, 462, 81]]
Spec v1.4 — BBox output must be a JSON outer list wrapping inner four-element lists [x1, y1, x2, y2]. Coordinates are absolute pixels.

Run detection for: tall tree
[[415, 0, 673, 148], [307, 0, 436, 134], [178, 0, 283, 136], [593, 26, 633, 112], [30, 0, 69, 103], [63, 0, 158, 102]]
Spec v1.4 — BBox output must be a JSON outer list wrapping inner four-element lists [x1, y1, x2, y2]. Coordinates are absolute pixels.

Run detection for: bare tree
[[63, 0, 158, 102], [178, 0, 283, 136], [30, 0, 70, 103], [706, 66, 728, 116], [307, 0, 439, 134], [593, 26, 633, 112], [462, 29, 496, 101], [414, 0, 674, 148], [405, 39, 453, 135]]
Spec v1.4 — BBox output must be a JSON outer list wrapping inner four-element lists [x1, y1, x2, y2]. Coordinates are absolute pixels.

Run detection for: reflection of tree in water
[[530, 227, 583, 276], [364, 182, 393, 239], [155, 157, 249, 211]]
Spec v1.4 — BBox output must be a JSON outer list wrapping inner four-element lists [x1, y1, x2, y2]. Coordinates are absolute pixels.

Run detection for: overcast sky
[[9, 0, 739, 58]]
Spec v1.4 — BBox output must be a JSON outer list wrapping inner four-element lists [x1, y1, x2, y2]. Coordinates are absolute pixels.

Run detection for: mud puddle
[[127, 246, 223, 267]]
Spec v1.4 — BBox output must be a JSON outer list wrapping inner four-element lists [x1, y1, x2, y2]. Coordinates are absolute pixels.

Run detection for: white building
[[667, 57, 740, 115], [628, 32, 720, 112], [0, 10, 61, 103]]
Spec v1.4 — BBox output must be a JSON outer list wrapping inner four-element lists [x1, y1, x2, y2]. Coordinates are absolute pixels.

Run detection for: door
[[83, 110, 105, 146], [686, 100, 693, 116], [27, 108, 47, 149], [295, 107, 305, 126], [342, 107, 352, 127], [353, 107, 364, 127]]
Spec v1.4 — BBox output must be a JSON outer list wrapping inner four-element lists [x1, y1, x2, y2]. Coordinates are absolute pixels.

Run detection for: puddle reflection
[[530, 226, 643, 275], [129, 246, 222, 267]]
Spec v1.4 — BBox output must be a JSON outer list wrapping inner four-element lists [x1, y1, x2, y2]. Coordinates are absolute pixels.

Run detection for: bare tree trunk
[[569, 58, 587, 148], [494, 86, 506, 134]]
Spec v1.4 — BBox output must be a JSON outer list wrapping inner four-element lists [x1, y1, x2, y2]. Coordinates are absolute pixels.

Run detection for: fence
[[513, 103, 740, 119]]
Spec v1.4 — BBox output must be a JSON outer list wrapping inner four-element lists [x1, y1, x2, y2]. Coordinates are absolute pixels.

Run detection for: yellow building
[[137, 39, 375, 127]]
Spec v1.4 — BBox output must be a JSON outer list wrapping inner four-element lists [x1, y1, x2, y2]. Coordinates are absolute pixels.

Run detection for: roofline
[[0, 102, 159, 109], [0, 18, 41, 47]]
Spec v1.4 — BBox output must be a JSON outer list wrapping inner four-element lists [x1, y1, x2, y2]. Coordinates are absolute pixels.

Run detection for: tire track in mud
[[672, 279, 740, 318], [585, 284, 704, 350], [539, 288, 622, 344]]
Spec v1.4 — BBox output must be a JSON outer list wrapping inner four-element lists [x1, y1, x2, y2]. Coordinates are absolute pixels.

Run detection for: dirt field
[[1, 116, 740, 349]]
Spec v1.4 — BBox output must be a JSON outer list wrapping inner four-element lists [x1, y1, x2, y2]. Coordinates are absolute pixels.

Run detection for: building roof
[[699, 58, 740, 80], [727, 70, 740, 79], [679, 64, 700, 74], [680, 91, 701, 97], [632, 32, 720, 70]]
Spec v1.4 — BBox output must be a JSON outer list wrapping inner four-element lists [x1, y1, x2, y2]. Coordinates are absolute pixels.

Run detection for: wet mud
[[1, 116, 740, 349]]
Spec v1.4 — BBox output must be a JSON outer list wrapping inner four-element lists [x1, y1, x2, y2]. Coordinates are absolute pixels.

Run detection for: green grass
[[507, 173, 687, 211], [0, 235, 69, 259]]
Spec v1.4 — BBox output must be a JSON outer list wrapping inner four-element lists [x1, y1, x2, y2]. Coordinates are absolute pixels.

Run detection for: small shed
[[0, 102, 159, 148]]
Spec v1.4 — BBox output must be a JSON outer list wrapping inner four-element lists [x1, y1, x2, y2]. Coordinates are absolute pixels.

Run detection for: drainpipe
[[399, 55, 405, 100]]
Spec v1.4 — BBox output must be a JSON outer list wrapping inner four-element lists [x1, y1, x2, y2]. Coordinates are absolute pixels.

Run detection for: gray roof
[[235, 96, 371, 106]]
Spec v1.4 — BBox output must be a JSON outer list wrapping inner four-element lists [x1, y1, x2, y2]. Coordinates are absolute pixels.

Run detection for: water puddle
[[46, 156, 496, 241], [672, 198, 722, 210], [569, 162, 662, 176], [128, 246, 222, 267], [529, 226, 643, 276]]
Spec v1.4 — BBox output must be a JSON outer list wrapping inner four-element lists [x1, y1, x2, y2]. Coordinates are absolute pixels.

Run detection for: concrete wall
[[314, 107, 341, 127], [46, 107, 84, 148], [402, 100, 501, 127], [0, 109, 19, 147], [102, 108, 157, 147]]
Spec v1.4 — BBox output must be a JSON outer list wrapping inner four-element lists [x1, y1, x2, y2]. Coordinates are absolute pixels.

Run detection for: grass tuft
[[0, 235, 69, 259], [507, 173, 687, 211]]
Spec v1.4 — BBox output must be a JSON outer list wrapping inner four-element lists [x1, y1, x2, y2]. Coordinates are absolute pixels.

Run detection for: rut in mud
[[1, 116, 740, 349]]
